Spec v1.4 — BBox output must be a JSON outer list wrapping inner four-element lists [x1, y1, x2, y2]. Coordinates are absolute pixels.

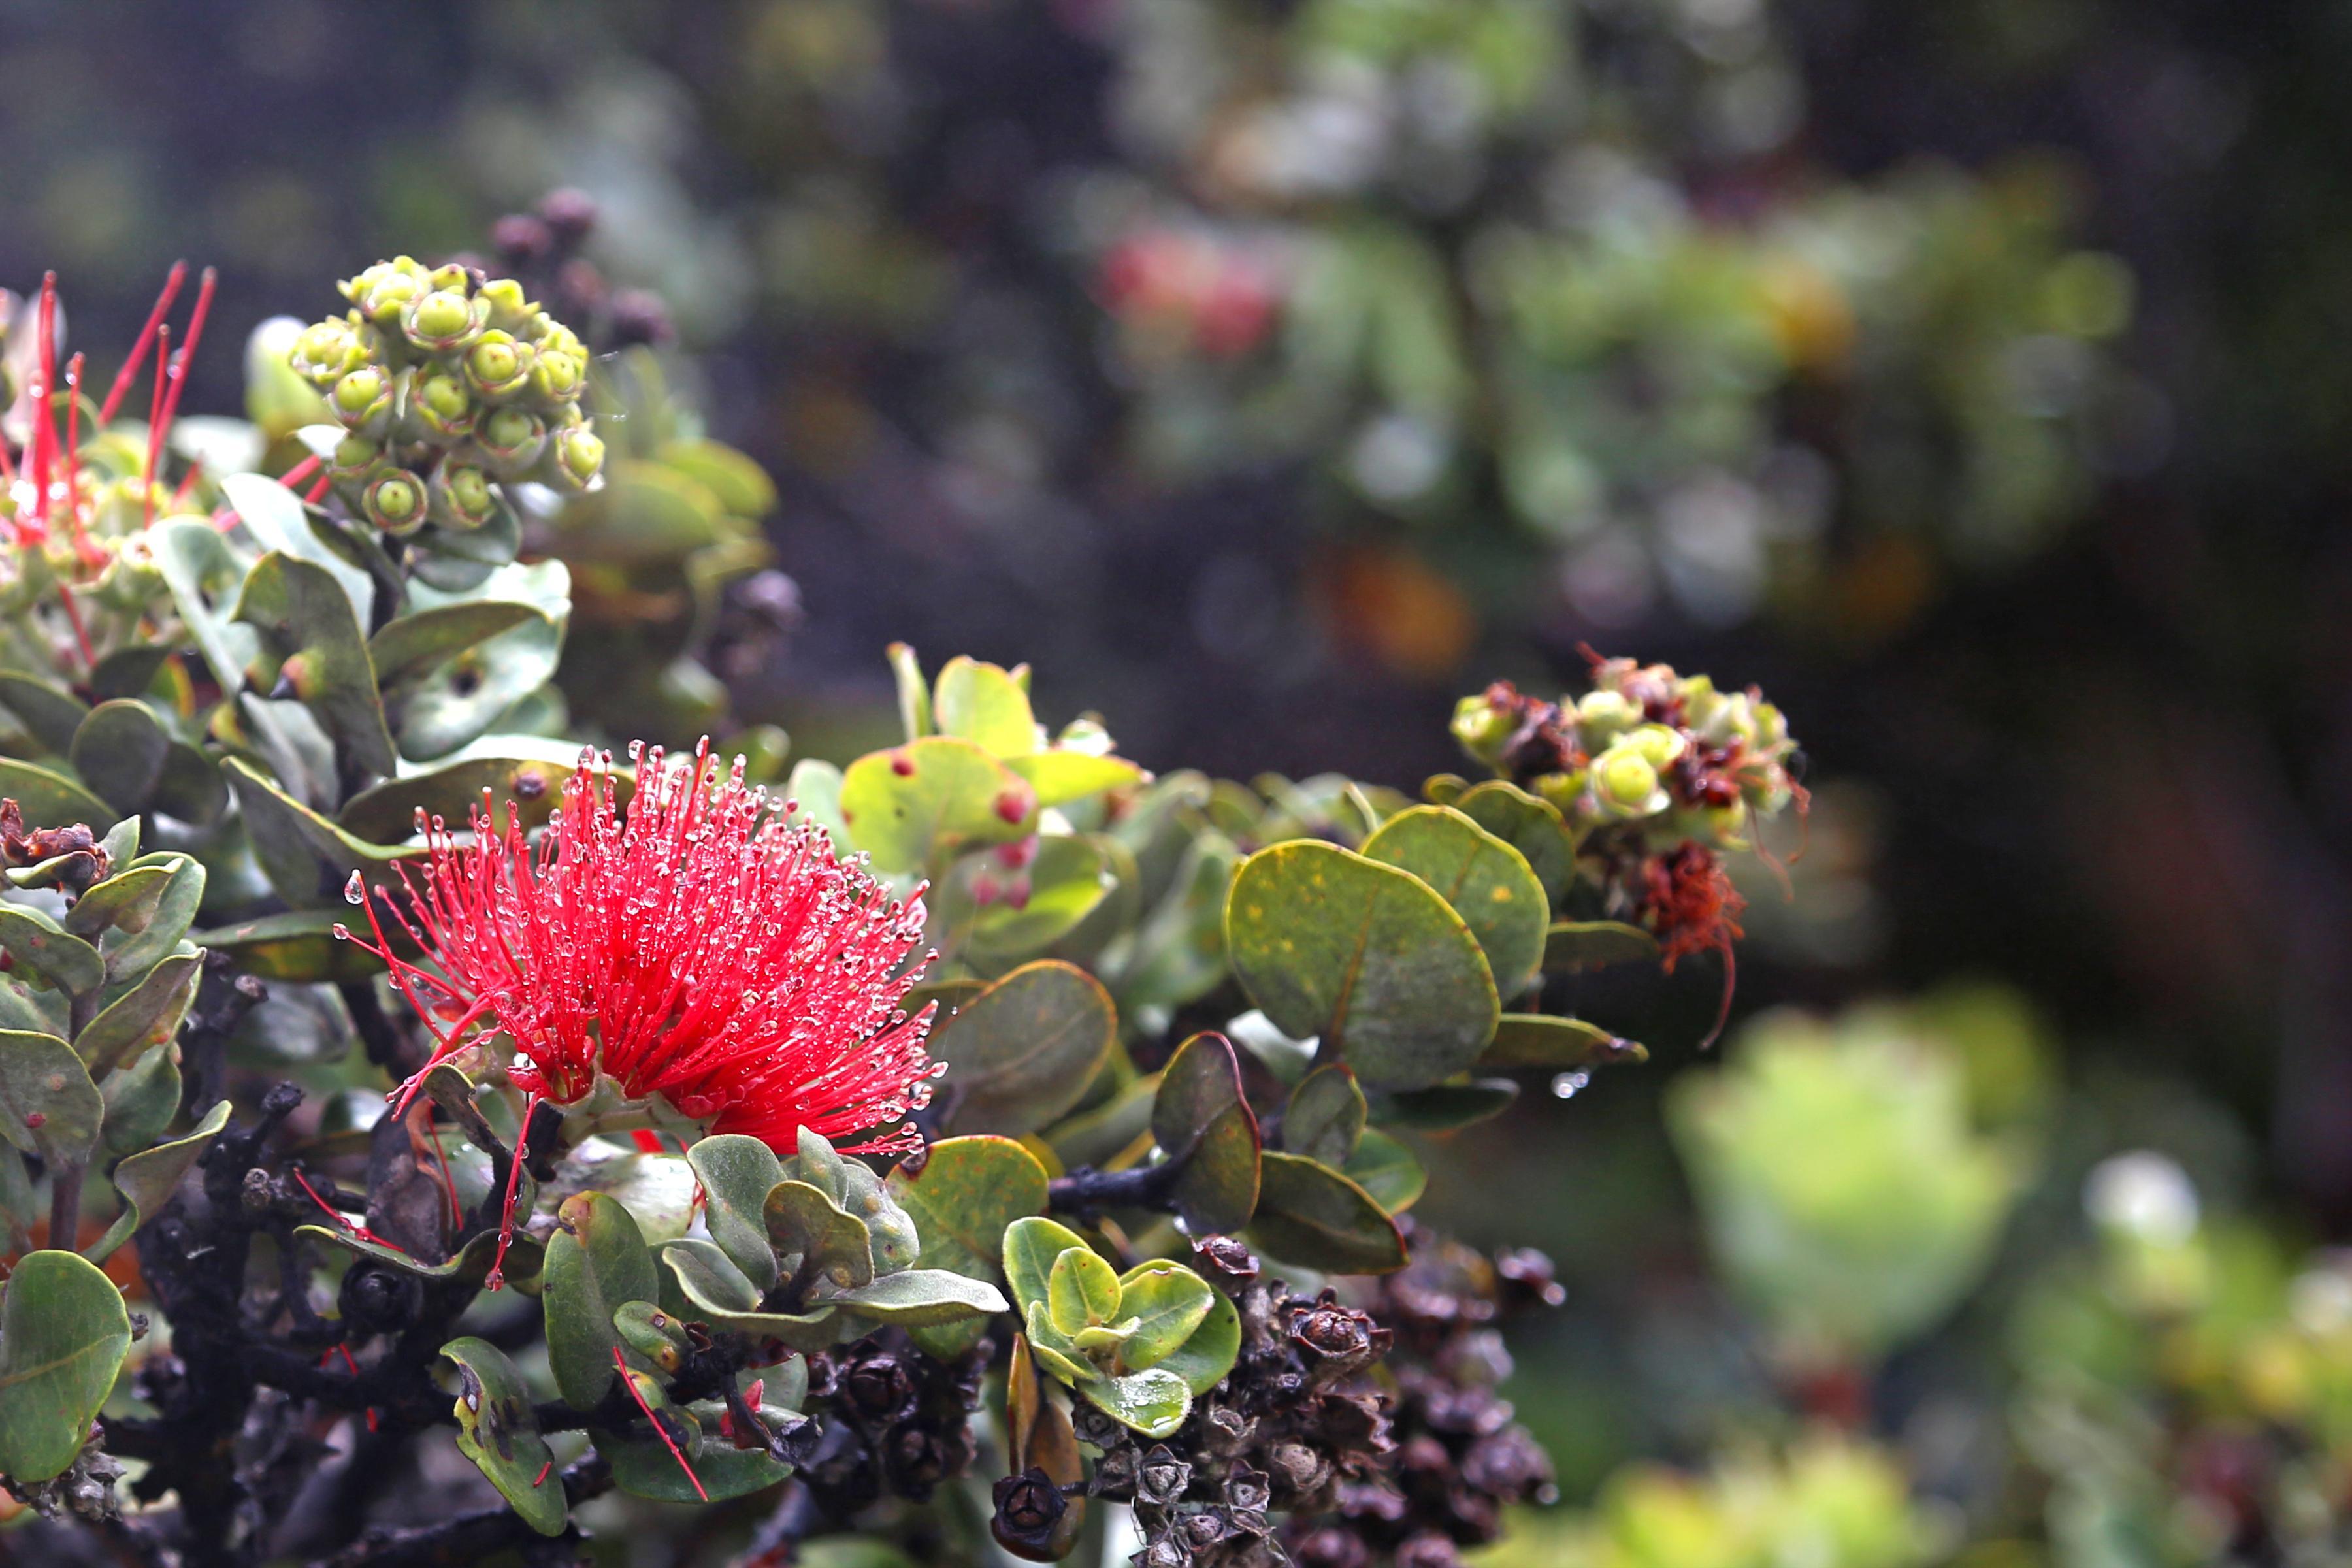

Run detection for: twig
[[730, 1478, 826, 1568], [1046, 1160, 1183, 1217], [307, 1456, 611, 1568]]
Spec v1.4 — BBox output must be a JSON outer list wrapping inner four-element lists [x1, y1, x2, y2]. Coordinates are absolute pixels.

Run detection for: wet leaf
[[299, 1224, 546, 1289], [76, 950, 201, 1077], [389, 563, 568, 762], [1003, 1216, 1092, 1318], [152, 518, 260, 698], [888, 1135, 1046, 1356], [441, 1337, 566, 1537], [1451, 781, 1578, 906], [1152, 1032, 1261, 1236], [1480, 1013, 1648, 1071], [686, 1134, 785, 1292], [0, 758, 110, 831], [101, 853, 205, 979], [88, 1099, 231, 1263], [338, 741, 619, 843], [67, 701, 170, 815], [822, 1268, 1007, 1325], [1079, 1367, 1191, 1440], [606, 1431, 789, 1503], [98, 1043, 181, 1156], [954, 835, 1115, 965], [223, 757, 421, 908], [221, 471, 375, 627], [1282, 1064, 1367, 1168], [193, 908, 396, 982], [1246, 1151, 1408, 1275], [1150, 1283, 1241, 1397], [838, 735, 1036, 875], [366, 602, 542, 685], [1226, 841, 1498, 1091], [932, 655, 1036, 759], [0, 1249, 131, 1482], [764, 1179, 874, 1290], [1543, 920, 1661, 972], [1111, 1260, 1213, 1373], [0, 1028, 103, 1167], [544, 1192, 661, 1409], [930, 961, 1115, 1136], [1376, 1079, 1521, 1132], [1361, 806, 1548, 1001], [1047, 1247, 1121, 1335], [1005, 749, 1145, 808]]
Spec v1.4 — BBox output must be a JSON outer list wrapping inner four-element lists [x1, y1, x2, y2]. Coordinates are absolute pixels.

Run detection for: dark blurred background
[[5, 0, 2346, 1514]]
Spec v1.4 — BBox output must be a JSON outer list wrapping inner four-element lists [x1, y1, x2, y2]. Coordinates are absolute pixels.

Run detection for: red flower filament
[[336, 742, 941, 1276]]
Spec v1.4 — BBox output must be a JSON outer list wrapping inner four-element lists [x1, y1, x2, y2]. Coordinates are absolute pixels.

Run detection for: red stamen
[[290, 1168, 408, 1254], [304, 469, 332, 504], [482, 1093, 538, 1292], [54, 583, 93, 671], [29, 275, 57, 524], [631, 1130, 667, 1154], [282, 454, 322, 490], [532, 1460, 553, 1488], [150, 267, 215, 463], [171, 460, 203, 512], [97, 261, 186, 427], [615, 1346, 706, 1501], [142, 323, 169, 529]]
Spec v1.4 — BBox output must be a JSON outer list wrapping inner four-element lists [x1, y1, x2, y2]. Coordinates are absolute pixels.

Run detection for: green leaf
[[1246, 1151, 1408, 1275], [1226, 841, 1499, 1091], [606, 1431, 790, 1503], [888, 1134, 1047, 1358], [151, 518, 259, 698], [388, 563, 568, 762], [99, 1044, 182, 1156], [0, 1249, 131, 1482], [441, 1337, 566, 1537], [783, 759, 849, 846], [1451, 781, 1578, 906], [88, 646, 173, 704], [338, 742, 619, 843], [220, 471, 376, 627], [1002, 1215, 1092, 1317], [1111, 1260, 1213, 1373], [0, 905, 102, 995], [88, 1099, 231, 1262], [1047, 1246, 1121, 1335], [67, 702, 170, 816], [659, 1237, 843, 1350], [0, 673, 88, 755], [1023, 1307, 1100, 1386], [152, 741, 227, 826], [838, 735, 1036, 875], [0, 977, 66, 1039], [61, 864, 169, 939], [544, 1192, 661, 1409], [764, 1180, 874, 1291], [933, 655, 1036, 759], [1362, 806, 1548, 1001], [1152, 1032, 1262, 1237], [223, 756, 421, 908], [1543, 920, 1661, 972], [366, 602, 542, 685], [76, 950, 201, 1077], [101, 855, 206, 979], [655, 437, 778, 519], [885, 642, 932, 741], [930, 960, 1115, 1136], [1481, 1013, 1648, 1071], [954, 834, 1115, 964], [0, 1028, 103, 1167], [886, 1135, 1049, 1288], [1282, 1064, 1367, 1168], [1342, 1128, 1425, 1213], [1079, 1368, 1192, 1439], [297, 1224, 546, 1288], [233, 552, 398, 780], [822, 1267, 1008, 1325], [685, 1134, 784, 1292], [548, 459, 727, 564], [1377, 1079, 1521, 1132], [0, 758, 110, 831], [1149, 1284, 1241, 1396], [1004, 749, 1145, 808], [193, 909, 392, 982]]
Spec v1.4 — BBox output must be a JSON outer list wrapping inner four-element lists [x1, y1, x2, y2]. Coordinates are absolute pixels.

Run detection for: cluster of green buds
[[287, 257, 605, 535], [1451, 656, 1800, 854]]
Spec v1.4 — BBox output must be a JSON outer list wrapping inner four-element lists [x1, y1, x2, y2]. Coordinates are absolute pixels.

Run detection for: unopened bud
[[290, 318, 364, 386], [363, 471, 427, 536], [330, 366, 392, 437], [476, 406, 548, 478], [430, 458, 497, 531], [463, 331, 535, 404], [544, 421, 605, 491], [412, 370, 474, 442], [1591, 747, 1663, 819], [403, 288, 485, 355]]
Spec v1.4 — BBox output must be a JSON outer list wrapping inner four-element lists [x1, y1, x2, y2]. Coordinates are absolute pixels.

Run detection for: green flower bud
[[344, 257, 427, 329], [90, 533, 164, 612], [289, 318, 365, 387], [429, 457, 497, 531], [529, 313, 586, 362], [529, 347, 583, 404], [403, 287, 486, 355], [1592, 746, 1666, 819], [329, 434, 384, 486], [0, 538, 52, 616], [1576, 689, 1640, 743], [462, 330, 535, 404], [476, 276, 538, 335], [475, 406, 547, 478], [363, 470, 427, 536], [330, 365, 394, 438], [1534, 767, 1587, 819], [412, 369, 476, 442], [1451, 693, 1513, 766], [425, 261, 471, 292], [542, 421, 606, 492], [1621, 723, 1687, 772]]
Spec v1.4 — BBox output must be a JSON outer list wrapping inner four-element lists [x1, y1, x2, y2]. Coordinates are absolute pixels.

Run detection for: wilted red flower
[[339, 740, 940, 1188]]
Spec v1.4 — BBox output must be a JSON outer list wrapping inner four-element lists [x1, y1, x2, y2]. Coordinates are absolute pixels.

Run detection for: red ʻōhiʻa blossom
[[336, 741, 940, 1284]]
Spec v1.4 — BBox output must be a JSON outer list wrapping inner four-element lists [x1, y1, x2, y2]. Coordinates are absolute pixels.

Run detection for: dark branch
[[305, 1455, 610, 1568]]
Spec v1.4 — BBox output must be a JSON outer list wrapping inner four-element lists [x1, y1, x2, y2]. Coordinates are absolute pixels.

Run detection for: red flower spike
[[97, 259, 186, 427], [340, 740, 941, 1156]]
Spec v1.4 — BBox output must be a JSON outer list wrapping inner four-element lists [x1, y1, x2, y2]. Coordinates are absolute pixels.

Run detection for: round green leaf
[[0, 759, 110, 832], [0, 1028, 103, 1167], [68, 701, 170, 815], [442, 1337, 566, 1537], [1111, 1260, 1213, 1373], [1080, 1367, 1192, 1439], [339, 742, 617, 843], [1543, 919, 1662, 972], [1226, 841, 1499, 1091], [838, 735, 1036, 875], [1481, 1013, 1648, 1071], [544, 1192, 660, 1409], [930, 960, 1115, 1136], [685, 1134, 785, 1292], [822, 1268, 1008, 1325], [764, 1179, 874, 1290], [932, 655, 1036, 759], [1148, 1285, 1241, 1397], [0, 1249, 131, 1482], [1152, 1032, 1262, 1236], [1245, 1151, 1408, 1275], [1362, 805, 1548, 1000], [0, 906, 101, 996], [1452, 780, 1578, 905], [0, 673, 88, 755], [1047, 1247, 1122, 1335], [1282, 1064, 1367, 1168], [1003, 1215, 1092, 1318]]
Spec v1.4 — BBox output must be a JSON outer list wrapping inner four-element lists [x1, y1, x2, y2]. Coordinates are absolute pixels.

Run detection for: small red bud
[[890, 753, 917, 777], [24, 1111, 44, 1128], [993, 787, 1032, 824]]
